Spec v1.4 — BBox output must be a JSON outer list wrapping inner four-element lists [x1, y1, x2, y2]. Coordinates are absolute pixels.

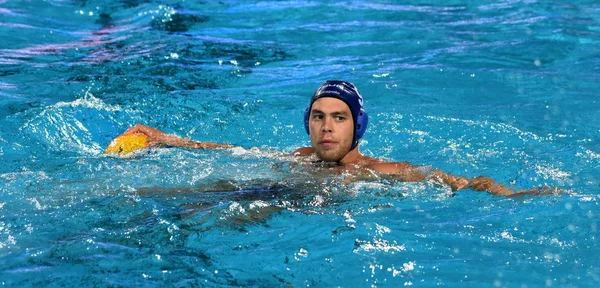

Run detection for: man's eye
[[313, 115, 323, 120], [336, 116, 346, 121]]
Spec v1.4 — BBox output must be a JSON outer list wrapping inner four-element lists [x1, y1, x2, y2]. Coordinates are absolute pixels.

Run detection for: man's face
[[309, 97, 354, 162]]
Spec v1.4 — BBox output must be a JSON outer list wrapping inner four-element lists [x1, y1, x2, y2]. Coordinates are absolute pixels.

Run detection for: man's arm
[[371, 162, 469, 191], [370, 162, 557, 196], [121, 124, 234, 149]]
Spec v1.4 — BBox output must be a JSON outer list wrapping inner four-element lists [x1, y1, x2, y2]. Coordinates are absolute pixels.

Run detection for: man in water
[[121, 80, 553, 196]]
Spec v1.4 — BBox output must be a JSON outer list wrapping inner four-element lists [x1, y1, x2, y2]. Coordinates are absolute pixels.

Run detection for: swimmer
[[117, 80, 558, 197]]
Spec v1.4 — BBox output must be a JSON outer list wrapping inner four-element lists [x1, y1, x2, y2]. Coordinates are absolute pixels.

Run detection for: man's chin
[[315, 150, 343, 162]]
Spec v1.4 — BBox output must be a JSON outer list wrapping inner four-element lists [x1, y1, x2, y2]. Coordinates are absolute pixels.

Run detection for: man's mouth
[[319, 140, 336, 147]]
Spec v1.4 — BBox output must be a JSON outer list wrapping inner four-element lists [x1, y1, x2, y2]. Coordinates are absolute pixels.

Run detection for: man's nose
[[321, 116, 333, 132]]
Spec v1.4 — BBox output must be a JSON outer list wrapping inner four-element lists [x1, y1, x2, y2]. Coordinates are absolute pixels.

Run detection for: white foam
[[19, 90, 135, 155]]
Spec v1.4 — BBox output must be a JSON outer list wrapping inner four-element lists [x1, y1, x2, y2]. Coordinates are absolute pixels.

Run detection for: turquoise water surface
[[1, 1, 599, 287]]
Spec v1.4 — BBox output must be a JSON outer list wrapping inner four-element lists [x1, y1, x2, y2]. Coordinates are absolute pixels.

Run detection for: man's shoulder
[[292, 147, 315, 156], [367, 161, 413, 174]]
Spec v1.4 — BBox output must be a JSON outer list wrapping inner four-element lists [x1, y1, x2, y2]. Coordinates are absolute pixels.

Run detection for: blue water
[[1, 0, 599, 286]]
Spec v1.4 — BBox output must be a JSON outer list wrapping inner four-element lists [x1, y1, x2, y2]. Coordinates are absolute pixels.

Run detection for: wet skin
[[117, 97, 561, 197]]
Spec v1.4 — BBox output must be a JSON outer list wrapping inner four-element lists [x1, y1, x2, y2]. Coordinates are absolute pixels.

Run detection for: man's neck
[[338, 146, 361, 164]]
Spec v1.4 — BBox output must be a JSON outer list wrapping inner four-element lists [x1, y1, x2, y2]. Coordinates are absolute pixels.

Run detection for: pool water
[[1, 0, 599, 286]]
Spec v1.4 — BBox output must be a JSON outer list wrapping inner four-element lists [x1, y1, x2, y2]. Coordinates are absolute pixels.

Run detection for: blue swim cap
[[304, 80, 369, 150]]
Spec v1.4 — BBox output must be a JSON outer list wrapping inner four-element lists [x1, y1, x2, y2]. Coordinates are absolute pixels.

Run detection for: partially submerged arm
[[370, 162, 557, 196], [462, 176, 560, 196], [122, 124, 234, 149], [371, 162, 469, 191]]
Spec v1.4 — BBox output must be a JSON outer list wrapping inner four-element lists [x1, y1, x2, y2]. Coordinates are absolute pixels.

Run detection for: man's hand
[[121, 124, 171, 147]]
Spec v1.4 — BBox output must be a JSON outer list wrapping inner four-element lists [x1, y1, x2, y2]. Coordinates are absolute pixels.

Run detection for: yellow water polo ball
[[103, 133, 149, 156]]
